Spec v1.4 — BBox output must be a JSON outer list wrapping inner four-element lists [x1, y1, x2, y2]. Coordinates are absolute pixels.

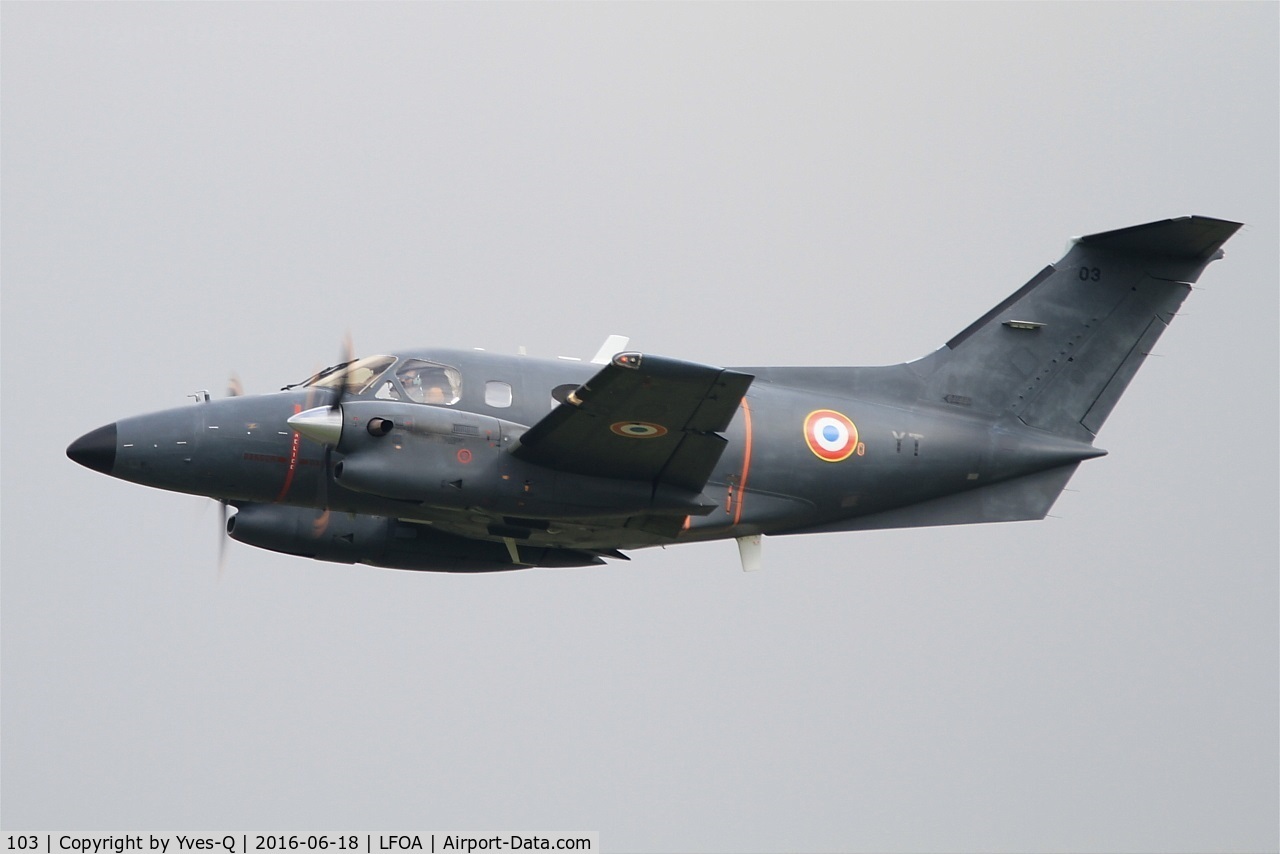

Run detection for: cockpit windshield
[[296, 355, 397, 395]]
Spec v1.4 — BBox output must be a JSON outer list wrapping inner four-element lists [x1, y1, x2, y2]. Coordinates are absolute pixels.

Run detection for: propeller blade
[[316, 332, 353, 535], [313, 447, 333, 536], [227, 373, 244, 397], [288, 333, 355, 538], [303, 371, 321, 410], [328, 332, 356, 413]]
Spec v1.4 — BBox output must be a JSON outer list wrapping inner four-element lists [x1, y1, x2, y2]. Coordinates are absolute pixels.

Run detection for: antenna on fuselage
[[736, 535, 763, 572], [590, 335, 630, 365]]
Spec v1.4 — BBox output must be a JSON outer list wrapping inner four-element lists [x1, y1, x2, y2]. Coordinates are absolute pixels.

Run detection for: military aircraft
[[68, 216, 1240, 572]]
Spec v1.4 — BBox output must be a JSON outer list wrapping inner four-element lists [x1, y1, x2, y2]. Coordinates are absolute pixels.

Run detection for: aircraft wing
[[513, 353, 753, 494]]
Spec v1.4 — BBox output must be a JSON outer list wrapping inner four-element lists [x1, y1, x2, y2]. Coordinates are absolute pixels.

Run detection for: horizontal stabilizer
[[779, 464, 1081, 535], [1075, 216, 1242, 261]]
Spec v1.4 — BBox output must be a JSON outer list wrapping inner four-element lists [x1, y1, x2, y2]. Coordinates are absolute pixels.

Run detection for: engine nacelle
[[227, 504, 605, 572], [332, 400, 716, 519]]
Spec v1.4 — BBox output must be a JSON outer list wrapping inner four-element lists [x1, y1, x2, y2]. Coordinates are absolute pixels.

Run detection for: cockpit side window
[[397, 359, 462, 405]]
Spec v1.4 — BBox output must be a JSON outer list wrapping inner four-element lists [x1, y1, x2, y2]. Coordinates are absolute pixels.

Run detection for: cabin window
[[397, 359, 462, 405], [485, 381, 513, 408]]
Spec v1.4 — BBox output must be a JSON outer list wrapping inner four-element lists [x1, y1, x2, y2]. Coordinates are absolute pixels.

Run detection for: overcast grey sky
[[3, 3, 1277, 852]]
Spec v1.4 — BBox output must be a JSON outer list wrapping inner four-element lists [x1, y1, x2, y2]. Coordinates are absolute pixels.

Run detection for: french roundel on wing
[[803, 409, 859, 462], [610, 421, 669, 439]]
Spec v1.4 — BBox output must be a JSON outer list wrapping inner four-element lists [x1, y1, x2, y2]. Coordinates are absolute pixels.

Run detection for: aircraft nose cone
[[67, 422, 117, 474]]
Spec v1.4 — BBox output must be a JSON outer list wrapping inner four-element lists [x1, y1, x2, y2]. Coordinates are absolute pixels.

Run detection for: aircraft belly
[[388, 509, 674, 553]]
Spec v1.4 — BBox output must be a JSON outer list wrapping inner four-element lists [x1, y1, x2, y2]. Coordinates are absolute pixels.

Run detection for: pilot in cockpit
[[399, 366, 424, 402], [396, 359, 459, 405], [398, 366, 444, 404]]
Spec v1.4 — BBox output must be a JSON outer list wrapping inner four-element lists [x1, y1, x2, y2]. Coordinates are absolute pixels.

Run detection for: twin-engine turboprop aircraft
[[68, 216, 1240, 572]]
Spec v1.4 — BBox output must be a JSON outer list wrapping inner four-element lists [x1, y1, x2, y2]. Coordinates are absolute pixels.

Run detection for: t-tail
[[915, 215, 1242, 443], [785, 215, 1242, 537]]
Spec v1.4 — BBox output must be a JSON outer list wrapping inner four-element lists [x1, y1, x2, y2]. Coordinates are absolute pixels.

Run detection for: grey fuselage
[[83, 347, 1101, 552]]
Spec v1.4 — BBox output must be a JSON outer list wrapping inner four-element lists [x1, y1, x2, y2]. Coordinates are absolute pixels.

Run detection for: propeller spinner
[[287, 406, 344, 446]]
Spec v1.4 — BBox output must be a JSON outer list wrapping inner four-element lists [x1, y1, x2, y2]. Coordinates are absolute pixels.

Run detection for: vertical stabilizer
[[922, 216, 1240, 442]]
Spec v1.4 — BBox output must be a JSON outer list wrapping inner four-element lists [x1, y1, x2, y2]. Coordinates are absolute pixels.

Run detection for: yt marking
[[892, 430, 923, 456]]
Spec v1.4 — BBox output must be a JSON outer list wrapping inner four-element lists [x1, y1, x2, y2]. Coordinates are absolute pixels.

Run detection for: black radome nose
[[67, 423, 117, 475]]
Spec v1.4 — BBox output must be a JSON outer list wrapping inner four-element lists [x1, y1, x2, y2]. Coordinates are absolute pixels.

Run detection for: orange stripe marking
[[734, 397, 753, 526], [274, 403, 304, 502]]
